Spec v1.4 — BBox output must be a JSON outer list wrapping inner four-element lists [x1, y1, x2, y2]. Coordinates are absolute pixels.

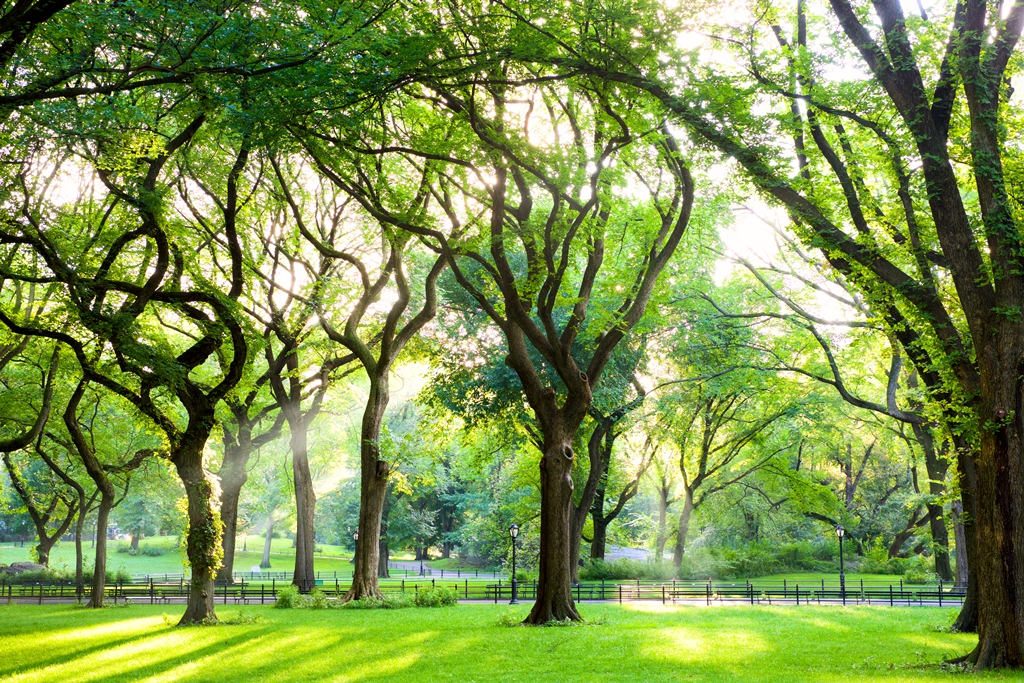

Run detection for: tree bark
[[378, 497, 390, 579], [261, 514, 274, 569], [672, 488, 695, 569], [591, 509, 609, 561], [953, 500, 969, 587], [216, 470, 244, 584], [174, 432, 222, 626], [953, 441, 980, 634], [290, 423, 317, 593], [913, 423, 953, 580], [655, 487, 670, 562], [89, 493, 113, 608], [963, 349, 1024, 666], [527, 417, 582, 623], [345, 377, 390, 601]]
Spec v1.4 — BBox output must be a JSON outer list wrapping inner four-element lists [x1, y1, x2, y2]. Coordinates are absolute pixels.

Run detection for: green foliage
[[218, 611, 266, 625], [858, 539, 933, 581], [116, 543, 170, 557], [579, 559, 677, 581], [412, 586, 458, 608], [341, 592, 414, 610], [272, 585, 301, 609]]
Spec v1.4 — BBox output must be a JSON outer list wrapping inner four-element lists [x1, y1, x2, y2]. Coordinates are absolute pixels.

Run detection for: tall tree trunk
[[655, 485, 670, 562], [217, 482, 242, 584], [952, 438, 980, 633], [569, 417, 613, 583], [130, 534, 140, 552], [953, 500, 969, 587], [345, 377, 390, 601], [526, 416, 581, 624], [378, 497, 390, 579], [913, 423, 953, 581], [964, 349, 1024, 666], [378, 539, 389, 578], [590, 478, 609, 561], [174, 434, 222, 626], [89, 493, 113, 608], [216, 441, 250, 583], [261, 514, 275, 569], [672, 488, 695, 570], [290, 424, 316, 593], [74, 505, 86, 597], [591, 514, 609, 561]]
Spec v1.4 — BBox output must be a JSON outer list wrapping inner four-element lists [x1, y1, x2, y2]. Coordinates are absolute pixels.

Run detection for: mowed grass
[[0, 603, 1013, 683]]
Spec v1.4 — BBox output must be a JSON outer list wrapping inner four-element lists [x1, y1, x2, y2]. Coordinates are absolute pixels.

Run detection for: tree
[[353, 69, 697, 620], [269, 140, 446, 600], [540, 0, 1024, 660]]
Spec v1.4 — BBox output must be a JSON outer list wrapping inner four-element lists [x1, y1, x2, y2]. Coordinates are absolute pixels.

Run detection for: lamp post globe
[[509, 523, 519, 604], [836, 524, 846, 606]]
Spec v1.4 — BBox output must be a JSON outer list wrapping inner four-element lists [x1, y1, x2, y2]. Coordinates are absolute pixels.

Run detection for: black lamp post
[[836, 524, 846, 606], [509, 523, 519, 604]]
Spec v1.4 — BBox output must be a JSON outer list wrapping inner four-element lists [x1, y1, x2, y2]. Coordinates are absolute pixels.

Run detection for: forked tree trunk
[[963, 348, 1024, 667], [175, 435, 222, 626], [345, 378, 390, 601], [89, 494, 113, 608], [526, 419, 581, 624], [672, 489, 695, 569]]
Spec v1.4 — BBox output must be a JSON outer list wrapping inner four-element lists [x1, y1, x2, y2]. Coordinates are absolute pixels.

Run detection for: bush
[[579, 559, 676, 581], [274, 584, 302, 609], [116, 541, 170, 557], [414, 586, 458, 607], [307, 588, 330, 610], [342, 592, 414, 609]]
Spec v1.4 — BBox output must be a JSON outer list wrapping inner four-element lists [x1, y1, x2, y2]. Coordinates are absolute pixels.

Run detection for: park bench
[[714, 585, 762, 603], [761, 587, 813, 604]]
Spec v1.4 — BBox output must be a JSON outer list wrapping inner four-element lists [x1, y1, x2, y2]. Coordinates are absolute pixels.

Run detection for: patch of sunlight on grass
[[620, 601, 689, 613], [334, 652, 423, 683]]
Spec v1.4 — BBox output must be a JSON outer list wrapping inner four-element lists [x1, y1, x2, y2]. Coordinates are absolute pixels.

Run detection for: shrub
[[342, 592, 414, 609], [220, 611, 265, 625], [414, 586, 458, 607], [307, 588, 330, 610], [274, 584, 302, 609], [579, 559, 676, 581]]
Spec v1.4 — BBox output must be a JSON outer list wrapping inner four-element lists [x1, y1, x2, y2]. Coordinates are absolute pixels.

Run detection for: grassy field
[[0, 603, 1010, 682]]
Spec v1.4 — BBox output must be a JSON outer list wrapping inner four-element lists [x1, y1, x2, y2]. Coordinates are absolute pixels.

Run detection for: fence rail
[[0, 576, 967, 608]]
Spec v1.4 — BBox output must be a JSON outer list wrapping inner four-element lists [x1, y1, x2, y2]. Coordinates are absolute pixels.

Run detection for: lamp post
[[509, 523, 519, 605], [836, 524, 846, 606]]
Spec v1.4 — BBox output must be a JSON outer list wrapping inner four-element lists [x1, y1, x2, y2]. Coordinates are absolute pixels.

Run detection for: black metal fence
[[0, 576, 966, 607]]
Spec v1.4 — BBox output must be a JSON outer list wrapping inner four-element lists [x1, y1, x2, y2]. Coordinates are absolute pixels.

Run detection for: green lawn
[[0, 603, 1011, 682]]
